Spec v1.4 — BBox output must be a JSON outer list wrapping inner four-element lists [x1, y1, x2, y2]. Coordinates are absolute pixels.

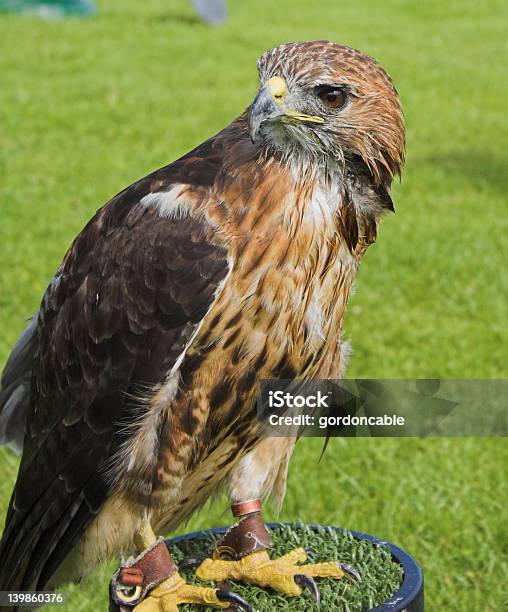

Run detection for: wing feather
[[0, 137, 230, 593]]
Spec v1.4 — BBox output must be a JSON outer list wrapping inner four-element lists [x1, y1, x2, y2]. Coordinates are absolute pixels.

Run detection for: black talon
[[178, 556, 205, 571], [341, 563, 362, 582], [216, 588, 253, 612], [294, 574, 320, 606], [304, 546, 317, 561]]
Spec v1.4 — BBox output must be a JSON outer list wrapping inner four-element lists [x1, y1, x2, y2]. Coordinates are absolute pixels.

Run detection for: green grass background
[[0, 0, 507, 609]]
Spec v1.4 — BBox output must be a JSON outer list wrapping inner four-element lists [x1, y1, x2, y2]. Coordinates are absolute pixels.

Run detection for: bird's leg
[[109, 520, 251, 612], [194, 500, 359, 604], [192, 438, 360, 603]]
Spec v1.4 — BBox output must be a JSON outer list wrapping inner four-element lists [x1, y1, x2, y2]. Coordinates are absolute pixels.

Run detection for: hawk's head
[[249, 41, 405, 183]]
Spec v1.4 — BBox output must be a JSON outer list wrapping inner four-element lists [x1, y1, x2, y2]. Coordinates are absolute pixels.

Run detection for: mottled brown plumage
[[0, 40, 405, 602]]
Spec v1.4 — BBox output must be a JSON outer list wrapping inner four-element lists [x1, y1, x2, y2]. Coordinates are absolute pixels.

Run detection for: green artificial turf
[[172, 524, 404, 612], [0, 0, 507, 611]]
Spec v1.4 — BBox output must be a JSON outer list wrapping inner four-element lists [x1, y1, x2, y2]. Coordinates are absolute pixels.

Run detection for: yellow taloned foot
[[196, 548, 349, 598], [133, 572, 230, 612]]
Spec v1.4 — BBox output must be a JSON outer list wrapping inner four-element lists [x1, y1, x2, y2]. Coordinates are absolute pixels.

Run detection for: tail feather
[[0, 314, 38, 453]]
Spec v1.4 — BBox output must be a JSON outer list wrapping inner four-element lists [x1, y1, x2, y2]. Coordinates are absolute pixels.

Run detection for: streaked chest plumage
[[128, 158, 360, 509]]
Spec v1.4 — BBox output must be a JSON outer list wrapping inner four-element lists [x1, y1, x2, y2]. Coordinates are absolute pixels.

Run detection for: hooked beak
[[248, 76, 324, 143]]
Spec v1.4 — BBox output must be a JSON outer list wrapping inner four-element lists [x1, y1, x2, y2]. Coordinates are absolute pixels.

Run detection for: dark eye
[[316, 86, 347, 109]]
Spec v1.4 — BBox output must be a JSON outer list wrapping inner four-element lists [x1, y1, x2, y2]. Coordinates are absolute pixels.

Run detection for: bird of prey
[[0, 40, 405, 611]]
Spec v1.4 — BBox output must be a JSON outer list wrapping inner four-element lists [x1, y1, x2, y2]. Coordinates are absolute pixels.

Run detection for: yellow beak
[[248, 76, 324, 142]]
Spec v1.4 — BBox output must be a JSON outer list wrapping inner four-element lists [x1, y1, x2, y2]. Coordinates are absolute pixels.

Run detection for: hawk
[[0, 40, 404, 611]]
